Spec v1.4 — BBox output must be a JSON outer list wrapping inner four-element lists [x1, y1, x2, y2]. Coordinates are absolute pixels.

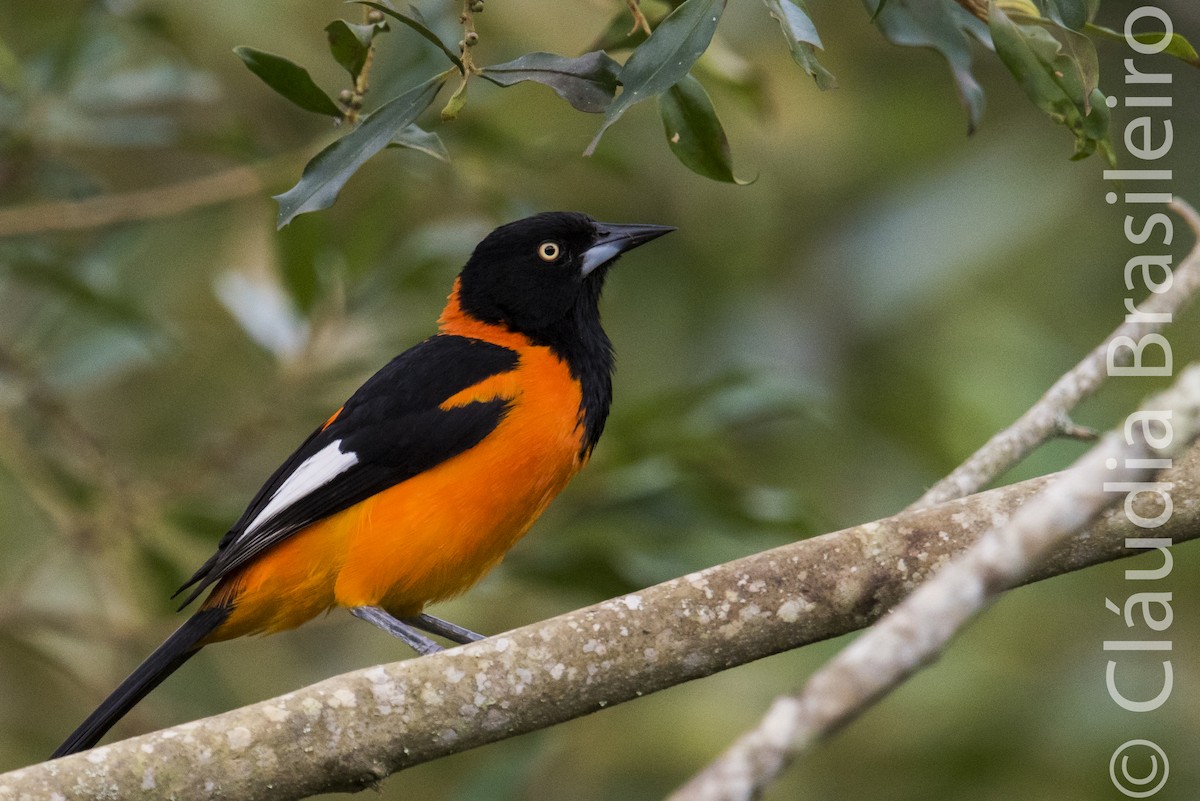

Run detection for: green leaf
[[586, 0, 728, 156], [763, 0, 836, 90], [233, 46, 343, 118], [1042, 0, 1088, 30], [325, 19, 381, 80], [659, 73, 749, 183], [865, 0, 989, 133], [440, 78, 468, 121], [353, 1, 463, 71], [273, 73, 447, 226], [990, 5, 1112, 161], [480, 51, 621, 113], [388, 122, 450, 161], [1085, 22, 1200, 68]]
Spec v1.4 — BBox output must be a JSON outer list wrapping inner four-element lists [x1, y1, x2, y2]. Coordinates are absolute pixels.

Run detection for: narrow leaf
[[1085, 22, 1200, 68], [388, 123, 450, 161], [480, 51, 621, 113], [233, 46, 342, 118], [586, 0, 728, 156], [763, 0, 837, 90], [325, 19, 379, 80], [1044, 0, 1088, 30], [273, 74, 447, 226], [353, 1, 463, 71], [659, 74, 749, 183], [989, 5, 1112, 161], [865, 0, 989, 133]]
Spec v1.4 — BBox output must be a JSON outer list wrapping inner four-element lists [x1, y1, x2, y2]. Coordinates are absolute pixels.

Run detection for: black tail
[[51, 606, 229, 758]]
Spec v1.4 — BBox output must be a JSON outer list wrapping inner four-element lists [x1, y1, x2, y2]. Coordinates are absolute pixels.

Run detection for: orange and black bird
[[52, 211, 673, 757]]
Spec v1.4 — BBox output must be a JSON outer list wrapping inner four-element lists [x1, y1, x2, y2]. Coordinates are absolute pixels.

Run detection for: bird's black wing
[[175, 335, 520, 606]]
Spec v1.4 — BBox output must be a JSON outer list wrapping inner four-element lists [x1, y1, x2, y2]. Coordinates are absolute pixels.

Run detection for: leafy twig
[[459, 0, 481, 73], [441, 0, 483, 119], [339, 7, 386, 124]]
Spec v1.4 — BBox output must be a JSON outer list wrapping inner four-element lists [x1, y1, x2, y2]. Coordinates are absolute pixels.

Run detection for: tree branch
[[669, 363, 1200, 801], [4, 438, 1199, 800], [0, 164, 276, 237], [911, 197, 1200, 509]]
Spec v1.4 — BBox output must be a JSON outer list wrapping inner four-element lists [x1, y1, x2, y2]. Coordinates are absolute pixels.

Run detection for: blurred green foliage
[[227, 0, 1197, 218], [1, 0, 1199, 799]]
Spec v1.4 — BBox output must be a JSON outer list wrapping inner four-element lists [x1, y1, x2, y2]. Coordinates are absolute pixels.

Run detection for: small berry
[[464, 31, 479, 46]]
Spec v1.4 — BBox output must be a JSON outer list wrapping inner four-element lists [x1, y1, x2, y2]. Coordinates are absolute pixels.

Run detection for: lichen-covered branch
[[911, 197, 1200, 509], [669, 364, 1200, 801], [4, 438, 1200, 800]]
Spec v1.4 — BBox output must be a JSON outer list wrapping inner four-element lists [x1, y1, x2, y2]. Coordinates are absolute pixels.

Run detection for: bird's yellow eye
[[537, 241, 561, 262]]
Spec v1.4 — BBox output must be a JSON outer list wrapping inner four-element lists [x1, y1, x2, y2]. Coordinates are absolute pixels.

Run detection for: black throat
[[524, 278, 615, 459]]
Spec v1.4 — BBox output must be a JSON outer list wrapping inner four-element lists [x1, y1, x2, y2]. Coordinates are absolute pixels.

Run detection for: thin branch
[[669, 364, 1200, 801], [626, 0, 652, 35], [911, 197, 1200, 509], [1053, 411, 1098, 441], [0, 163, 274, 237], [458, 0, 481, 74], [4, 440, 1199, 799]]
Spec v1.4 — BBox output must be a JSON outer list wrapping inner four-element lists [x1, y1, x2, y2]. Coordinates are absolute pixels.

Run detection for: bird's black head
[[456, 211, 674, 338], [454, 211, 673, 458]]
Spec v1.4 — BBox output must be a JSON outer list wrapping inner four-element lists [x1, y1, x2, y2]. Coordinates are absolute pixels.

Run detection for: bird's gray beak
[[581, 222, 676, 276]]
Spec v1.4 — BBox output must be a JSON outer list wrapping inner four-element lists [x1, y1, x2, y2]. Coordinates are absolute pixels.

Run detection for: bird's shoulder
[[343, 333, 522, 416], [174, 334, 528, 604]]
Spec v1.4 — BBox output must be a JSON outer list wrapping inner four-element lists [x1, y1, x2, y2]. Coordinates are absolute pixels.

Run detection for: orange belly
[[204, 344, 587, 641]]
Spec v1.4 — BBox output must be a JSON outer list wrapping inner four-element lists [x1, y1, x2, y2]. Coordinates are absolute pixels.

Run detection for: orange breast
[[205, 341, 587, 641]]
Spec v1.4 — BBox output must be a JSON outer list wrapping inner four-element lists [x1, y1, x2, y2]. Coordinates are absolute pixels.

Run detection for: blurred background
[[1, 0, 1198, 798]]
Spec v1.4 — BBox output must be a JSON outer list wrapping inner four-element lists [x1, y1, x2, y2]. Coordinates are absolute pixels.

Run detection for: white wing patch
[[243, 439, 359, 536]]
